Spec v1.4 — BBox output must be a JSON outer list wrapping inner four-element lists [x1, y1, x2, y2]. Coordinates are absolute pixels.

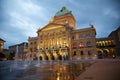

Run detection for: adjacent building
[[0, 38, 6, 60], [0, 38, 5, 52], [96, 37, 116, 58], [8, 42, 28, 60], [108, 26, 120, 57], [28, 37, 37, 59]]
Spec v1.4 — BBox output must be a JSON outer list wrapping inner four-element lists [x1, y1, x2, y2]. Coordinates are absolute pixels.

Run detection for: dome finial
[[61, 6, 66, 10]]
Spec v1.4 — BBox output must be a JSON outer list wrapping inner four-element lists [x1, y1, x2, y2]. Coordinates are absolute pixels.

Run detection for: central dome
[[55, 6, 72, 16]]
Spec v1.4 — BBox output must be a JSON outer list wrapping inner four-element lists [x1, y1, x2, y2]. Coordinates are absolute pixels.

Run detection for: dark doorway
[[98, 51, 103, 59], [39, 56, 42, 60]]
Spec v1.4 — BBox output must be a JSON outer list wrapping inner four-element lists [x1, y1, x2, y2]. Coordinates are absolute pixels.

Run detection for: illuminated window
[[79, 42, 84, 48]]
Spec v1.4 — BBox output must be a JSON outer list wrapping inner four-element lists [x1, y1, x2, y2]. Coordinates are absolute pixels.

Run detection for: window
[[34, 47, 37, 51], [34, 42, 36, 44], [30, 48, 32, 52], [86, 34, 91, 38], [72, 36, 76, 40], [79, 34, 83, 39], [72, 42, 77, 49], [86, 41, 91, 47], [79, 42, 84, 48], [73, 51, 76, 56], [80, 51, 84, 55], [31, 42, 33, 45], [88, 50, 92, 55]]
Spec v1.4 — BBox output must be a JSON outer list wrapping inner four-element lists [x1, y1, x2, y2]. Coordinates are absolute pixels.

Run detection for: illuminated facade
[[28, 37, 37, 59], [28, 7, 97, 60], [96, 26, 120, 58], [96, 38, 116, 58], [108, 26, 120, 57]]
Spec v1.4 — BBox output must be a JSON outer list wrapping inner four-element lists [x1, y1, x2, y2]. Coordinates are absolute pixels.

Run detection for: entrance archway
[[51, 55, 55, 60], [46, 55, 49, 60], [103, 49, 110, 57], [39, 56, 42, 60], [97, 49, 103, 59]]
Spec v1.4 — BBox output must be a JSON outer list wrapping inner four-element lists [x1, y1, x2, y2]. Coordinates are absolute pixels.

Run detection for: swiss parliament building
[[28, 7, 120, 60], [28, 7, 97, 60]]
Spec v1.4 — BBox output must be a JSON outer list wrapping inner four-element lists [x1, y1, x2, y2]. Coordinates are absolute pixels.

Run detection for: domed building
[[28, 7, 97, 60]]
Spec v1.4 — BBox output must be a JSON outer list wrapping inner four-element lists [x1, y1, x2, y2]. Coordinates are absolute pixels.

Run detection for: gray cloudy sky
[[0, 0, 120, 49]]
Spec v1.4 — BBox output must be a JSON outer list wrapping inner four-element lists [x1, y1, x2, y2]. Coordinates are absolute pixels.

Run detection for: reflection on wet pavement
[[0, 60, 92, 80]]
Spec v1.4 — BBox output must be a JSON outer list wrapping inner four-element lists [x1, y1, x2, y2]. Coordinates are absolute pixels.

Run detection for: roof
[[9, 42, 28, 48], [108, 26, 120, 37], [96, 37, 114, 41], [54, 6, 72, 17], [70, 27, 96, 33], [0, 38, 5, 42]]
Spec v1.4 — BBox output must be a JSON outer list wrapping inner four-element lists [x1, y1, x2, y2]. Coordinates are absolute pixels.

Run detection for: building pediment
[[37, 23, 64, 32]]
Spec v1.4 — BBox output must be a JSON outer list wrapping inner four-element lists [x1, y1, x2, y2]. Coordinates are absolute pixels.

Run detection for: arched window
[[88, 50, 92, 55], [73, 51, 76, 56], [86, 34, 91, 38], [86, 41, 91, 47], [79, 34, 83, 39], [80, 51, 84, 55], [72, 36, 76, 40]]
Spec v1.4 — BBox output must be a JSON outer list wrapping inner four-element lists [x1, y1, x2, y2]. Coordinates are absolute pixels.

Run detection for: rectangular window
[[31, 42, 32, 45], [30, 48, 32, 52], [79, 34, 83, 39], [73, 51, 76, 56], [86, 34, 91, 38], [86, 41, 92, 47], [72, 35, 76, 40], [88, 50, 92, 55], [80, 51, 84, 55]]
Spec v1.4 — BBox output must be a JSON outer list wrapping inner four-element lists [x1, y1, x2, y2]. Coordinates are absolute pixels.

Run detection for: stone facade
[[9, 42, 28, 60], [71, 27, 97, 60], [28, 37, 37, 59], [108, 26, 120, 57], [96, 38, 116, 58], [0, 38, 5, 52], [28, 7, 97, 60]]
